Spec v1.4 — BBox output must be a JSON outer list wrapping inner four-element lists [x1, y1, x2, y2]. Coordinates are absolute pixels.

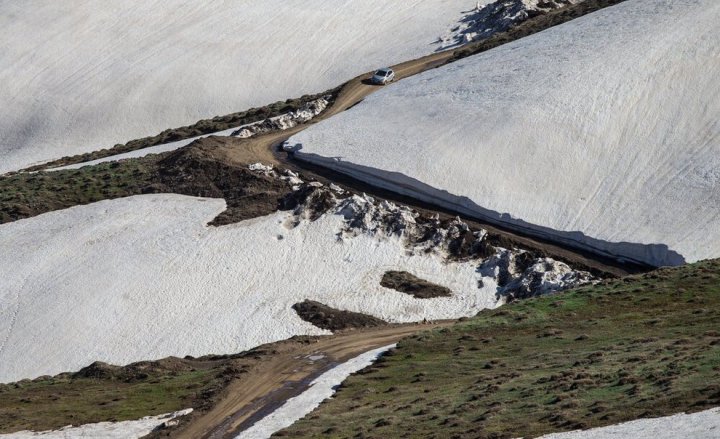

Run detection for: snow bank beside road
[[291, 0, 720, 266], [0, 0, 483, 174], [236, 345, 396, 439]]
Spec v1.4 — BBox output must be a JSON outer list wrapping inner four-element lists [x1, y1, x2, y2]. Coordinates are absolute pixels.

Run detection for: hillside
[[290, 0, 720, 267], [0, 0, 481, 174], [278, 258, 720, 438], [0, 154, 595, 382]]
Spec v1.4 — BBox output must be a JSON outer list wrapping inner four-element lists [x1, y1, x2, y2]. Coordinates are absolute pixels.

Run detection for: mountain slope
[[290, 0, 720, 267], [0, 193, 490, 382], [278, 258, 720, 438], [0, 0, 479, 174]]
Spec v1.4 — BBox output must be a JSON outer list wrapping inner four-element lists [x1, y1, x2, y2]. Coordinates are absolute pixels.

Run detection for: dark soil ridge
[[380, 271, 453, 299], [292, 300, 387, 331], [0, 137, 301, 226], [18, 87, 341, 173]]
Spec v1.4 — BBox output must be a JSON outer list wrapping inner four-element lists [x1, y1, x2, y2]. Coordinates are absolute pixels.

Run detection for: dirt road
[[175, 322, 453, 439], [206, 48, 642, 278], [212, 49, 455, 167]]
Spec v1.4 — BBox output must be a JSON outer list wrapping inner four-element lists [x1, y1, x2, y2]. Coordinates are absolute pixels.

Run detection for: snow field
[[0, 0, 484, 174], [291, 0, 720, 267], [236, 344, 396, 439], [0, 194, 498, 382]]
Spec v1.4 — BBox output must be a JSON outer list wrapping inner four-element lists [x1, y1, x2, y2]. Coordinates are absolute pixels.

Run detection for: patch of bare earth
[[292, 300, 387, 331], [380, 271, 453, 299]]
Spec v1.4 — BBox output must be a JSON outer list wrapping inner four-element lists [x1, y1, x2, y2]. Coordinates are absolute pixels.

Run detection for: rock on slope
[[0, 0, 482, 174], [438, 0, 581, 48], [290, 0, 720, 267]]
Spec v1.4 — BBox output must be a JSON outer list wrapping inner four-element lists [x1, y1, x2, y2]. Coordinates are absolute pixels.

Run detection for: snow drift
[[0, 0, 485, 174], [290, 0, 720, 267], [0, 194, 486, 382]]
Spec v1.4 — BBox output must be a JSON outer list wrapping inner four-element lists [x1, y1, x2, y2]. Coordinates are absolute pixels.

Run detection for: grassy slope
[[0, 360, 221, 433], [0, 338, 326, 435], [278, 259, 720, 438], [0, 159, 157, 224], [0, 140, 293, 226]]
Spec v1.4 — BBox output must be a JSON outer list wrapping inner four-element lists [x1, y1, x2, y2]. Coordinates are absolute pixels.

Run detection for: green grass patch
[[0, 142, 293, 225], [278, 259, 720, 438], [0, 159, 157, 224], [0, 361, 220, 433]]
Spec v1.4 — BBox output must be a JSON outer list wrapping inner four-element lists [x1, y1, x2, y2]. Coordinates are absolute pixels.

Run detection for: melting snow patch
[[438, 0, 583, 49], [248, 163, 274, 173], [49, 126, 240, 171], [533, 407, 720, 439], [0, 408, 192, 439], [236, 345, 395, 439]]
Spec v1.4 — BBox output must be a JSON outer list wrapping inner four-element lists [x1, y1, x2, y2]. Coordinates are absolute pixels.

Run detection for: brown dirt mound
[[292, 300, 387, 331], [153, 137, 292, 225], [380, 271, 453, 299]]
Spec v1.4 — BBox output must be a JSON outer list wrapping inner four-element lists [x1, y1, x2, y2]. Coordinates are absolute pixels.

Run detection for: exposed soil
[[153, 138, 294, 225], [292, 300, 387, 331], [380, 271, 453, 299]]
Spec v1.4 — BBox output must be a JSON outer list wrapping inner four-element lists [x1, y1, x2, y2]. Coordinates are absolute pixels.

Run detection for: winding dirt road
[[211, 48, 455, 167], [175, 322, 453, 439]]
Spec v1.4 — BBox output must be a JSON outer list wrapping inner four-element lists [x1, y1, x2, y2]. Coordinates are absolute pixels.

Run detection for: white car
[[370, 68, 395, 85]]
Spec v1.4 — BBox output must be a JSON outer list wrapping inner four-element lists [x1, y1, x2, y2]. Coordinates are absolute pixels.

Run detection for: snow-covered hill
[[290, 0, 720, 267], [0, 0, 481, 174], [0, 194, 486, 381], [0, 183, 591, 382]]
